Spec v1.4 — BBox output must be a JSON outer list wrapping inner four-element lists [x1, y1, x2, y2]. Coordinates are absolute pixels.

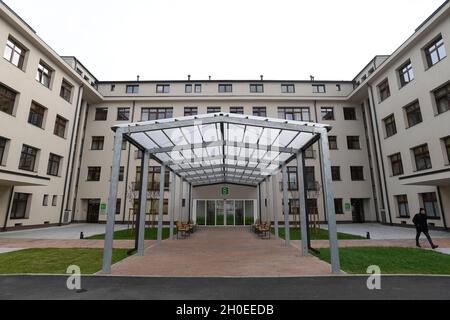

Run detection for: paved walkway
[[111, 227, 333, 277]]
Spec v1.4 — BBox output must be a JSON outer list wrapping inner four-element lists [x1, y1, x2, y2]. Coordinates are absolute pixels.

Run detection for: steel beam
[[157, 164, 166, 244], [282, 164, 290, 246], [169, 173, 176, 239], [137, 150, 149, 255], [272, 173, 279, 239], [297, 152, 309, 256]]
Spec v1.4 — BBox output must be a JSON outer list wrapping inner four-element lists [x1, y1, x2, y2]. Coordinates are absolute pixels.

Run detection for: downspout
[[437, 187, 448, 230], [59, 85, 84, 225], [367, 84, 393, 225], [122, 100, 136, 223], [313, 100, 327, 222], [2, 186, 14, 231]]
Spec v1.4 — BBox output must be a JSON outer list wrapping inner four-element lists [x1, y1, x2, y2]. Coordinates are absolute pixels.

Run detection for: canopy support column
[[137, 150, 149, 256], [265, 178, 270, 226], [297, 152, 309, 256], [169, 173, 176, 239], [179, 178, 184, 222], [282, 164, 290, 246], [157, 164, 166, 245], [257, 184, 262, 222], [102, 129, 123, 274], [272, 173, 279, 239], [319, 129, 341, 274], [188, 183, 193, 222]]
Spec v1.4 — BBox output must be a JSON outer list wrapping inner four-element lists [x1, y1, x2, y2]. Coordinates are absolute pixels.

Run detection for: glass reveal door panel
[[235, 201, 244, 225], [216, 200, 225, 226], [225, 200, 235, 226], [196, 200, 206, 225], [245, 200, 254, 225], [206, 201, 216, 226]]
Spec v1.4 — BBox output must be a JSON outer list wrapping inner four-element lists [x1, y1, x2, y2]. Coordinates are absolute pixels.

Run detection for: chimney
[[310, 75, 315, 82], [260, 75, 264, 81], [188, 74, 191, 81], [209, 75, 212, 81], [137, 75, 140, 82]]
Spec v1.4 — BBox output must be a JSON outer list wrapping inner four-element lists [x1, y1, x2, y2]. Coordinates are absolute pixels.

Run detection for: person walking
[[413, 208, 439, 249]]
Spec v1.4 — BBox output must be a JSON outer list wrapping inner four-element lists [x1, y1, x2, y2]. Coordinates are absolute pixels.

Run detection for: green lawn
[[273, 227, 365, 240], [0, 248, 128, 274], [87, 227, 174, 240], [314, 247, 450, 275]]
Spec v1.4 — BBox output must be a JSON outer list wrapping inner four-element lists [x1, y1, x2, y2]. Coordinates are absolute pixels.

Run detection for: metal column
[[188, 183, 193, 222], [319, 129, 341, 274], [157, 165, 166, 244], [282, 164, 290, 246], [137, 150, 149, 256], [102, 129, 123, 274], [257, 184, 261, 222], [169, 173, 176, 239], [297, 152, 309, 256], [179, 178, 184, 222], [265, 179, 270, 225], [272, 173, 279, 239]]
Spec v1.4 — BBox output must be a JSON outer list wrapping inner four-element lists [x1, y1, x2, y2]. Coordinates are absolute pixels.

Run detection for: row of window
[[94, 106, 358, 122], [121, 83, 337, 95], [396, 192, 440, 218], [9, 193, 59, 220], [376, 35, 447, 106], [388, 137, 450, 176], [3, 37, 75, 103]]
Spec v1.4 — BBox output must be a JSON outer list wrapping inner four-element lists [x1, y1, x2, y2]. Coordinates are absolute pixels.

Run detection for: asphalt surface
[[1, 275, 450, 300]]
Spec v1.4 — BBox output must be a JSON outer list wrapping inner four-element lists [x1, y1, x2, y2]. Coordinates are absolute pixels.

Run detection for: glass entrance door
[[195, 200, 255, 226]]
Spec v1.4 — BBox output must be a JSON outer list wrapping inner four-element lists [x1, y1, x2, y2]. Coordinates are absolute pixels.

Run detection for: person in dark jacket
[[413, 208, 439, 249]]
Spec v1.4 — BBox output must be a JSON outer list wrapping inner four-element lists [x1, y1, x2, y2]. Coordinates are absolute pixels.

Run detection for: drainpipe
[[59, 85, 84, 226], [313, 100, 327, 222], [437, 187, 448, 230], [367, 84, 393, 225], [2, 186, 14, 231]]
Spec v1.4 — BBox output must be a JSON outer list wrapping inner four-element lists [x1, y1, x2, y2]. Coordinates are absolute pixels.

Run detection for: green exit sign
[[101, 203, 107, 210], [221, 186, 230, 196]]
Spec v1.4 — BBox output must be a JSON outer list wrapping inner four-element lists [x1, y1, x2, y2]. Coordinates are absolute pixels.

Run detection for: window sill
[[405, 122, 423, 130], [425, 56, 447, 71], [3, 58, 26, 73], [435, 108, 450, 117], [36, 79, 51, 90], [28, 123, 45, 130], [427, 217, 441, 221]]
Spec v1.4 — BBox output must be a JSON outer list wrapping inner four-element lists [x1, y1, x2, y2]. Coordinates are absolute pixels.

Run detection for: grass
[[87, 227, 174, 240], [313, 247, 450, 275], [274, 227, 365, 240], [0, 248, 129, 274]]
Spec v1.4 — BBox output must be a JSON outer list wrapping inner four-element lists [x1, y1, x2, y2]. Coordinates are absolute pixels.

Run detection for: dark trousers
[[416, 228, 434, 246]]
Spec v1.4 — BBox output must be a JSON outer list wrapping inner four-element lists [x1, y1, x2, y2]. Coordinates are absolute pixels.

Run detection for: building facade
[[0, 0, 449, 231]]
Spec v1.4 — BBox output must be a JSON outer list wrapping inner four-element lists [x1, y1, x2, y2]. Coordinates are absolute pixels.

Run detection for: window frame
[[91, 136, 105, 151], [424, 35, 447, 68], [343, 107, 357, 120], [347, 136, 361, 150], [398, 60, 414, 87], [19, 145, 38, 172], [404, 100, 423, 128], [396, 195, 410, 218], [229, 107, 244, 114], [47, 153, 62, 177], [36, 61, 53, 88], [350, 166, 364, 181], [413, 144, 432, 171], [10, 193, 29, 220], [0, 136, 8, 166], [389, 153, 404, 176], [278, 107, 310, 121], [218, 84, 233, 93], [0, 82, 17, 116], [53, 115, 68, 138], [87, 166, 102, 181], [3, 37, 27, 70], [156, 84, 170, 94], [433, 82, 450, 115], [28, 101, 46, 129], [321, 107, 335, 120], [253, 107, 267, 117], [312, 84, 326, 93], [331, 166, 341, 181], [125, 85, 139, 94], [60, 80, 73, 103], [117, 107, 130, 121], [184, 107, 198, 116], [328, 136, 338, 150], [421, 192, 440, 218], [250, 84, 264, 93], [141, 107, 173, 121], [281, 84, 295, 93], [383, 114, 397, 138], [207, 107, 221, 114], [95, 108, 108, 121], [377, 79, 391, 102], [334, 199, 344, 215]]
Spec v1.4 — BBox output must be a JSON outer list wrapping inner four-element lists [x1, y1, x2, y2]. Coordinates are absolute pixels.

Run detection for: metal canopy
[[113, 113, 330, 187]]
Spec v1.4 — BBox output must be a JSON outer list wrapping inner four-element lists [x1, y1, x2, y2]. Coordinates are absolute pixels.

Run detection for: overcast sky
[[3, 0, 445, 81]]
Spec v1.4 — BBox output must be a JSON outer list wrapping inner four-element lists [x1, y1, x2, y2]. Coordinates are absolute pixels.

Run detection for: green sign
[[221, 186, 230, 196], [345, 203, 352, 210], [101, 203, 107, 210]]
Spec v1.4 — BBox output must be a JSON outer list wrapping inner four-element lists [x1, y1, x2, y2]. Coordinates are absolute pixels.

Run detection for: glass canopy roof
[[113, 113, 330, 187]]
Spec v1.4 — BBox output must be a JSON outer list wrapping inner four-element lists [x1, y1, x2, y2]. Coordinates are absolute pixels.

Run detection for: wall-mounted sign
[[221, 186, 230, 196], [101, 203, 107, 210], [345, 203, 352, 211]]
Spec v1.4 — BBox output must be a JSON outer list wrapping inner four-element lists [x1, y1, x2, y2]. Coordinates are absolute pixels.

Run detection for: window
[[383, 114, 397, 138], [184, 107, 198, 116], [207, 107, 221, 114], [0, 83, 17, 115], [218, 84, 232, 93], [4, 37, 26, 69], [117, 108, 130, 121], [121, 140, 127, 151], [60, 80, 73, 102], [126, 85, 139, 94], [307, 199, 318, 215], [396, 195, 410, 218], [119, 167, 125, 182], [116, 199, 121, 215], [253, 107, 267, 117], [278, 107, 310, 121], [398, 61, 414, 87], [250, 84, 264, 93], [331, 166, 341, 181], [305, 167, 316, 190], [28, 102, 46, 128], [19, 145, 38, 171], [421, 193, 439, 218], [87, 167, 101, 181], [195, 84, 202, 93], [312, 84, 326, 93], [287, 167, 298, 190], [54, 116, 67, 138], [10, 193, 29, 219], [389, 153, 404, 176], [50, 195, 57, 207], [328, 136, 338, 150], [347, 136, 360, 150], [156, 84, 170, 93], [43, 195, 48, 206], [281, 84, 295, 93], [434, 82, 450, 114], [334, 199, 344, 215], [321, 107, 334, 120], [110, 84, 115, 91], [91, 136, 105, 150], [47, 153, 62, 176], [304, 146, 315, 159], [0, 136, 7, 165], [185, 84, 192, 93], [94, 107, 108, 121], [413, 144, 432, 171], [36, 61, 52, 88], [135, 166, 170, 191], [425, 36, 446, 68], [343, 107, 356, 120], [336, 84, 342, 92], [377, 79, 391, 102], [404, 101, 423, 128], [230, 107, 244, 114], [444, 136, 450, 164], [350, 166, 364, 181], [288, 199, 299, 216], [141, 108, 173, 121]]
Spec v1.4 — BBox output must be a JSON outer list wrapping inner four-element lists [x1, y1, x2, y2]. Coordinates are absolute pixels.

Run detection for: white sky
[[3, 0, 445, 81]]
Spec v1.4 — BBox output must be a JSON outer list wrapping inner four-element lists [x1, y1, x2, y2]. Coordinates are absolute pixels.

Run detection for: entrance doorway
[[351, 199, 365, 223], [195, 200, 256, 226], [87, 199, 100, 223]]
